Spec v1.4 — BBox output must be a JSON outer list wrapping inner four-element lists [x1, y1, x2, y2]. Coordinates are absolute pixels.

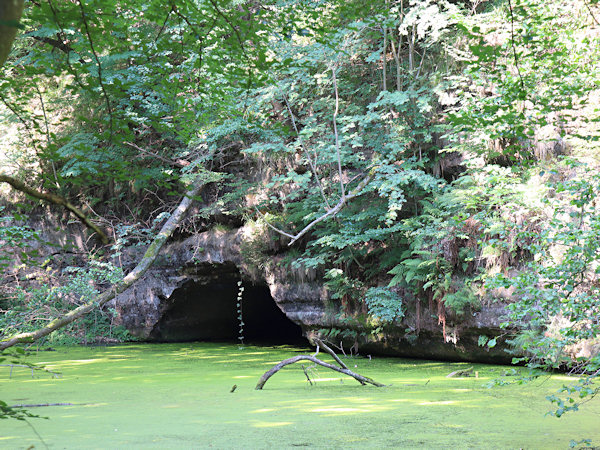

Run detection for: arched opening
[[150, 263, 305, 345]]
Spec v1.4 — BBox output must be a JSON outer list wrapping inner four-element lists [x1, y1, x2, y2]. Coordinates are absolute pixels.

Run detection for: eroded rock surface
[[114, 226, 512, 363]]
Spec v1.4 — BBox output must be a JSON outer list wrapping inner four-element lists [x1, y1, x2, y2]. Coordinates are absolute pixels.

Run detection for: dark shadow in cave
[[150, 264, 306, 345]]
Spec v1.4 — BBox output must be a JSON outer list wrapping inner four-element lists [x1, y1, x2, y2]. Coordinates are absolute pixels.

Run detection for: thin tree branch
[[389, 30, 402, 91], [507, 0, 526, 93], [382, 26, 388, 91], [0, 91, 34, 139], [583, 0, 600, 25], [253, 207, 296, 239], [46, 0, 87, 91], [314, 338, 348, 370], [30, 35, 85, 63], [206, 0, 254, 109], [0, 173, 109, 244], [124, 141, 187, 168], [415, 46, 427, 79], [0, 178, 205, 350], [331, 68, 345, 198], [283, 96, 331, 210], [155, 4, 174, 41], [172, 8, 204, 39], [286, 171, 373, 246], [76, 0, 114, 135], [207, 0, 248, 59], [33, 82, 60, 188], [256, 170, 375, 246]]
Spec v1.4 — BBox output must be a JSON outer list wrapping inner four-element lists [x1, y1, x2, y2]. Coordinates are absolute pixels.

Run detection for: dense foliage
[[0, 0, 599, 426]]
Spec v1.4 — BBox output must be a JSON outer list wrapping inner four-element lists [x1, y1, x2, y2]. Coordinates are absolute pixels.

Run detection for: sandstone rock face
[[114, 226, 513, 363]]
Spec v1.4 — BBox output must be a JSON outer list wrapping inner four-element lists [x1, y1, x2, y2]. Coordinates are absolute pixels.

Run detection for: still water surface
[[1, 342, 599, 448]]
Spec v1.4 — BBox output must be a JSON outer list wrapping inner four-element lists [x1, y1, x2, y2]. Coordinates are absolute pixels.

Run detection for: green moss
[[2, 343, 599, 448]]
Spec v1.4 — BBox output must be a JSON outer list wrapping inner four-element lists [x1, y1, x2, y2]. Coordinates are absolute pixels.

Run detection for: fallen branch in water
[[255, 339, 385, 390], [446, 367, 474, 378], [10, 403, 73, 408], [255, 355, 385, 390]]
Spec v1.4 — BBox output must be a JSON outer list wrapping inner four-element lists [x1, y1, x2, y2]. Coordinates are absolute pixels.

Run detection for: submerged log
[[446, 366, 474, 378], [10, 403, 73, 408]]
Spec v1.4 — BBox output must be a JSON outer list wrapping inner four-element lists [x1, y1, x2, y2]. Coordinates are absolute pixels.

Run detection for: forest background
[[0, 0, 599, 423]]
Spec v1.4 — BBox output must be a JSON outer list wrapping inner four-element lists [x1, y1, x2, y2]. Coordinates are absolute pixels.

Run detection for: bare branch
[[256, 170, 375, 246], [507, 0, 526, 93], [0, 173, 109, 244], [0, 92, 35, 140], [255, 354, 385, 389], [583, 0, 600, 25], [287, 171, 373, 245], [382, 27, 387, 91], [315, 338, 348, 370], [253, 207, 296, 239], [124, 141, 188, 168]]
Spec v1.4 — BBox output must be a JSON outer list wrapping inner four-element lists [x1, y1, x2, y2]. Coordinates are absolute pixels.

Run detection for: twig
[[507, 0, 525, 93], [124, 141, 187, 168], [11, 403, 73, 408], [583, 0, 600, 25], [155, 4, 174, 41], [300, 364, 314, 385], [33, 82, 60, 188], [46, 0, 87, 91], [382, 26, 387, 91], [312, 343, 320, 357], [0, 91, 34, 139], [315, 338, 348, 370], [415, 46, 427, 79], [1, 364, 60, 379], [253, 207, 296, 239], [25, 419, 49, 450]]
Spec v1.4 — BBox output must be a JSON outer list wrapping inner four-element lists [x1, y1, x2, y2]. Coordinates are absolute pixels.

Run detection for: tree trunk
[[0, 0, 24, 67], [0, 179, 204, 350]]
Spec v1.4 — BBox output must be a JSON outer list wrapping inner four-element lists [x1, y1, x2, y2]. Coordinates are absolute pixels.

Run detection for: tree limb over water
[[0, 179, 204, 350]]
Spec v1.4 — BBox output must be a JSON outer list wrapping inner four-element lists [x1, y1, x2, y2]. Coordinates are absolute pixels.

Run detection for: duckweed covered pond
[[1, 343, 599, 448]]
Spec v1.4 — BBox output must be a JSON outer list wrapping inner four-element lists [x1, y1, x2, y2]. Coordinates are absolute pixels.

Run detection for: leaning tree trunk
[[0, 178, 204, 350], [0, 174, 110, 244]]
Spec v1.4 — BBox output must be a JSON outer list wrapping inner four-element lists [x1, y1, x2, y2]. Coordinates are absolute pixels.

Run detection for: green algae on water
[[1, 343, 599, 448]]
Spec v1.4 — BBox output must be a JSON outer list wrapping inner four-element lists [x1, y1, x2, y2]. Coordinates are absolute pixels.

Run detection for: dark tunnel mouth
[[150, 265, 306, 345]]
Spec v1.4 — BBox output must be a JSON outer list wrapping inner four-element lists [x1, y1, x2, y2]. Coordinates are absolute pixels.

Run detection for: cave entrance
[[151, 263, 305, 345]]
